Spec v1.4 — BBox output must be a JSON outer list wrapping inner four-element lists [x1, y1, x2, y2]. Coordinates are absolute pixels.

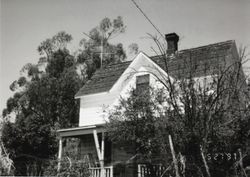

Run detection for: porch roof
[[57, 124, 105, 137]]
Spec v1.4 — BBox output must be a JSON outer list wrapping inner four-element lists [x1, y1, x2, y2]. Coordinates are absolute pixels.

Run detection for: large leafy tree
[[1, 30, 83, 175], [1, 16, 131, 175], [2, 47, 83, 175]]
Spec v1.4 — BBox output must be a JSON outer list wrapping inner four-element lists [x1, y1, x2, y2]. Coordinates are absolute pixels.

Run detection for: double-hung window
[[135, 74, 150, 95]]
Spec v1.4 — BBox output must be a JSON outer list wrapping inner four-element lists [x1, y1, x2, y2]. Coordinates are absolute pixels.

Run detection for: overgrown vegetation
[[106, 36, 250, 177]]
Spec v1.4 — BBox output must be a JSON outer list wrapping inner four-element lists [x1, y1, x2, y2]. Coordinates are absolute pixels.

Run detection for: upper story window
[[136, 74, 150, 95]]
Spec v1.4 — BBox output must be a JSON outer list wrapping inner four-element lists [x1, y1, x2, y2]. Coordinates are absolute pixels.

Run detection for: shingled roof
[[152, 40, 234, 78], [75, 61, 131, 97], [75, 40, 235, 97]]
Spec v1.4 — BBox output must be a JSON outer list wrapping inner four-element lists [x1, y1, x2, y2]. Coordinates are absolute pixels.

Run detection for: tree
[[2, 40, 85, 175], [128, 43, 139, 55], [106, 36, 250, 177], [1, 16, 134, 175], [106, 87, 174, 176], [1, 48, 83, 175], [37, 31, 73, 60]]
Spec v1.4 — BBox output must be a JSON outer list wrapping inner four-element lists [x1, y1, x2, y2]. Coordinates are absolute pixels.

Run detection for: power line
[[130, 0, 165, 39]]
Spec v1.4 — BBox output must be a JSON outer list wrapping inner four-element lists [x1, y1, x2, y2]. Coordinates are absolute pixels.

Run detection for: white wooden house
[[57, 33, 244, 177]]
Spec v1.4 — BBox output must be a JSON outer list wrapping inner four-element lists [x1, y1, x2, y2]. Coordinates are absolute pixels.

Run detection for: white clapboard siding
[[79, 106, 105, 126], [79, 71, 166, 126]]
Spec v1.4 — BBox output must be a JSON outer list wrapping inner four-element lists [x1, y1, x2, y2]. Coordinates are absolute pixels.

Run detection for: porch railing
[[89, 166, 113, 177], [138, 164, 166, 177]]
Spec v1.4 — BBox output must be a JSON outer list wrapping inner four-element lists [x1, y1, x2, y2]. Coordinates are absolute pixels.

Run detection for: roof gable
[[109, 52, 171, 93], [75, 40, 235, 98]]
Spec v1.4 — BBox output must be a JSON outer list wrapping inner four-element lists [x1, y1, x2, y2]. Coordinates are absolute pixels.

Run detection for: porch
[[57, 125, 166, 177], [57, 124, 110, 176]]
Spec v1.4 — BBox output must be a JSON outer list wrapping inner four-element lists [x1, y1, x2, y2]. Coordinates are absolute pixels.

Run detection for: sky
[[1, 0, 250, 114]]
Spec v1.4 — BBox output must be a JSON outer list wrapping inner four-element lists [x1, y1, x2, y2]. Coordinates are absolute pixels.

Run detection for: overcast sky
[[1, 0, 250, 114]]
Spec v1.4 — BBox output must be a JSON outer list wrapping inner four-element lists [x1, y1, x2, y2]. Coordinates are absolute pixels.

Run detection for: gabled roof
[[75, 40, 235, 98]]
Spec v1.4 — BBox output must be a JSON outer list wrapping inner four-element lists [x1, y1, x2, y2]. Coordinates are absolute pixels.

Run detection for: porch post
[[57, 137, 63, 172], [93, 129, 101, 161], [93, 130, 105, 177], [101, 132, 105, 163], [101, 132, 105, 177], [169, 135, 180, 177]]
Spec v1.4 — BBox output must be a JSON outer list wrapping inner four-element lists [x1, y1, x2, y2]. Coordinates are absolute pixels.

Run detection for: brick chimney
[[165, 33, 179, 55]]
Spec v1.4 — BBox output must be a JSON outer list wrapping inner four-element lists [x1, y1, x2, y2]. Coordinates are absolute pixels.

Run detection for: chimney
[[165, 33, 179, 55]]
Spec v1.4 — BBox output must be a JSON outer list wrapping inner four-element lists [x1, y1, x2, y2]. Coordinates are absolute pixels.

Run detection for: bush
[[44, 157, 89, 177]]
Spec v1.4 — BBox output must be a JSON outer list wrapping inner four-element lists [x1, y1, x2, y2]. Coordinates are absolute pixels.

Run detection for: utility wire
[[130, 0, 165, 40]]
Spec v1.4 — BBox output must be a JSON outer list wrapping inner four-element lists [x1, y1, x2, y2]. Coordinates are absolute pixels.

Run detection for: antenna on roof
[[82, 32, 114, 68], [100, 37, 103, 67]]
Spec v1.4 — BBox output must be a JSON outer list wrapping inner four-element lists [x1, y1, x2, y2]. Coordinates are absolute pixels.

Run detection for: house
[[57, 33, 246, 177]]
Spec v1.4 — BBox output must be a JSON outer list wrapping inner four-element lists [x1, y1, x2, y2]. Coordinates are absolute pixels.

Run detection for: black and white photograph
[[1, 0, 250, 176]]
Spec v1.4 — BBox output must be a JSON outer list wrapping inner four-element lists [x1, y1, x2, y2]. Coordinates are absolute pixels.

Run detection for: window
[[136, 74, 150, 95]]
